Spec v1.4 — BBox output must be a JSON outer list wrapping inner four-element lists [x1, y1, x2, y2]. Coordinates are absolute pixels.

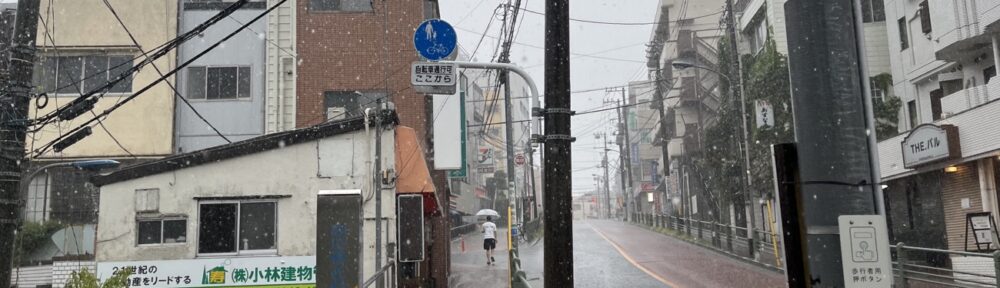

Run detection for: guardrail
[[450, 223, 478, 239], [631, 212, 784, 270], [893, 243, 999, 287], [362, 259, 396, 288], [509, 232, 532, 288]]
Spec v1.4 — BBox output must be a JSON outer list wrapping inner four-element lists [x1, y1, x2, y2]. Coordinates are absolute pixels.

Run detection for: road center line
[[589, 222, 683, 288]]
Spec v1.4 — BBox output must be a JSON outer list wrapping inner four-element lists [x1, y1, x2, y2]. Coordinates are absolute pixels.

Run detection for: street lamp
[[20, 159, 121, 205]]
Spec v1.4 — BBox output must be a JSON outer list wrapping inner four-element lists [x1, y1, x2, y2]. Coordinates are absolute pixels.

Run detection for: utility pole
[[0, 0, 40, 285], [601, 134, 611, 218], [781, 0, 883, 286], [610, 101, 628, 220], [543, 0, 573, 286], [724, 0, 756, 259], [609, 88, 634, 220]]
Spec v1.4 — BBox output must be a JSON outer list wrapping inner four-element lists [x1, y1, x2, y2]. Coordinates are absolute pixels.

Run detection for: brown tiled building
[[295, 1, 448, 287]]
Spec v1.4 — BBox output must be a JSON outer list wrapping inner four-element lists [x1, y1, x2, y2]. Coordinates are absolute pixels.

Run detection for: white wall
[[265, 0, 297, 133], [96, 128, 396, 281]]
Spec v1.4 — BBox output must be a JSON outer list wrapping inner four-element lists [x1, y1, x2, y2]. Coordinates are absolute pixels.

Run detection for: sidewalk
[[448, 228, 510, 288]]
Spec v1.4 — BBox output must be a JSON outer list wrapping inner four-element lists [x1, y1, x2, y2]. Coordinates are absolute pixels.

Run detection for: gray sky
[[439, 1, 659, 196]]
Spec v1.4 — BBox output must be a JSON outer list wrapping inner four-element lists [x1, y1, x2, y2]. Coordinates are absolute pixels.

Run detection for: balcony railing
[[940, 81, 997, 118]]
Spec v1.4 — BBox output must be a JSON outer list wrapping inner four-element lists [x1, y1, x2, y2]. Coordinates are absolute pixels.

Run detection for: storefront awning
[[395, 126, 441, 216]]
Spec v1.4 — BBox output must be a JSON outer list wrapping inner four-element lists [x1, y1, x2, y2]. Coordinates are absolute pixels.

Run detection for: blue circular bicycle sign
[[413, 19, 457, 61]]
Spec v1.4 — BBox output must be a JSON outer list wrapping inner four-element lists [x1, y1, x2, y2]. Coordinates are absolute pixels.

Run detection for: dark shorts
[[484, 238, 497, 250]]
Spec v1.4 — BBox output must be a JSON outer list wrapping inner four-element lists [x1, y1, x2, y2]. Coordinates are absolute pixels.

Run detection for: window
[[186, 66, 252, 100], [746, 19, 769, 53], [23, 174, 50, 223], [138, 218, 187, 245], [869, 78, 885, 101], [860, 0, 885, 23], [907, 100, 918, 129], [198, 201, 276, 255], [308, 0, 371, 12], [984, 66, 996, 84], [930, 89, 943, 120], [33, 55, 133, 95], [918, 1, 931, 34], [897, 17, 909, 50]]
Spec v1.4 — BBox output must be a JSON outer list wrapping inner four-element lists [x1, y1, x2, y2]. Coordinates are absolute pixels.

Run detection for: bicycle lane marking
[[588, 222, 684, 288]]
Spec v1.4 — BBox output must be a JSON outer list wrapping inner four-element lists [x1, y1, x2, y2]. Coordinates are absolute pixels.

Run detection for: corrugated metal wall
[[10, 265, 52, 288]]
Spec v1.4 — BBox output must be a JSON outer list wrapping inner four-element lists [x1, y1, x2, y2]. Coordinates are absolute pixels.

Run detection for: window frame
[[185, 65, 254, 101], [860, 0, 886, 23], [23, 173, 51, 223], [36, 53, 135, 97], [136, 217, 188, 247], [196, 199, 278, 257], [918, 0, 932, 34], [307, 0, 373, 13], [898, 17, 909, 51]]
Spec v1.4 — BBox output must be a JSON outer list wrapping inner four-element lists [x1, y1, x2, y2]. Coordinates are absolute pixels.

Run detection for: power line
[[32, 0, 285, 157], [518, 6, 724, 25], [32, 0, 252, 127], [454, 26, 646, 64], [35, 11, 136, 158], [102, 0, 231, 144]]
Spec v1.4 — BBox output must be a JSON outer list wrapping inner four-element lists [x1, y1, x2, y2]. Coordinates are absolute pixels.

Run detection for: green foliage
[[65, 268, 132, 288], [15, 221, 64, 264], [871, 73, 901, 141], [744, 38, 794, 197]]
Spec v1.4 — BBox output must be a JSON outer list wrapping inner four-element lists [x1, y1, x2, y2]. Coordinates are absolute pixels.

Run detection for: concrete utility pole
[[543, 0, 573, 286], [0, 0, 40, 285], [724, 0, 756, 259], [612, 88, 634, 219], [601, 135, 612, 218], [614, 103, 628, 219], [782, 0, 883, 286]]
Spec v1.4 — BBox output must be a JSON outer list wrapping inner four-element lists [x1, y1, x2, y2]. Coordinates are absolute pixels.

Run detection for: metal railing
[[450, 222, 478, 239], [631, 212, 784, 270], [894, 243, 1000, 287], [509, 230, 533, 288], [362, 259, 396, 288]]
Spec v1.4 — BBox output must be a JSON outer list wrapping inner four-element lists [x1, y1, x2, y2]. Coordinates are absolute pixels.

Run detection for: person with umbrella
[[482, 216, 498, 265]]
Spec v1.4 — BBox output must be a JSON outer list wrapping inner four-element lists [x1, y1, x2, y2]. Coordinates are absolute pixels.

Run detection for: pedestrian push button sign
[[839, 215, 892, 288]]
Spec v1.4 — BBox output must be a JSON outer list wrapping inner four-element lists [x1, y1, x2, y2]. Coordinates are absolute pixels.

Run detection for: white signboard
[[96, 256, 315, 288], [839, 215, 892, 288], [433, 92, 462, 170], [901, 124, 959, 168], [411, 62, 457, 94], [754, 100, 773, 128], [477, 146, 494, 166]]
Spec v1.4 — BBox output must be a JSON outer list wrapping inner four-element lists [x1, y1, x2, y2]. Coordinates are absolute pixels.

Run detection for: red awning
[[395, 126, 441, 216]]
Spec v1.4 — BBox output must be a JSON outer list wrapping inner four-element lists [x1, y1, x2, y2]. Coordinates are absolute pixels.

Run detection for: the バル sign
[[901, 124, 960, 168]]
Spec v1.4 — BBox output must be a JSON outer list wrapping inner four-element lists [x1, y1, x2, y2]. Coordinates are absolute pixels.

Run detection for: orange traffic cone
[[461, 236, 466, 253]]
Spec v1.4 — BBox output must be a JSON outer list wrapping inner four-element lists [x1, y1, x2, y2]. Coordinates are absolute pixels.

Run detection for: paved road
[[448, 228, 510, 288], [588, 219, 785, 288]]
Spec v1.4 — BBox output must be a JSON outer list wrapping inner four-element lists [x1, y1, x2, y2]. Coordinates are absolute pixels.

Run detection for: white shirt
[[482, 222, 497, 239]]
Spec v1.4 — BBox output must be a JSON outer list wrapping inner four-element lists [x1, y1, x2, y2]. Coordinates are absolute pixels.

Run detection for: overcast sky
[[439, 1, 659, 196]]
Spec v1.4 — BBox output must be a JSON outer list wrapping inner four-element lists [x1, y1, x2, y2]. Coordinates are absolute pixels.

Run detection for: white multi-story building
[[877, 0, 1000, 281]]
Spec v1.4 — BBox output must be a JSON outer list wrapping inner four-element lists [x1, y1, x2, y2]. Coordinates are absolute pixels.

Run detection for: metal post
[[543, 0, 573, 286], [784, 0, 881, 285], [527, 141, 538, 220], [898, 243, 909, 288], [772, 143, 807, 287], [0, 0, 41, 284]]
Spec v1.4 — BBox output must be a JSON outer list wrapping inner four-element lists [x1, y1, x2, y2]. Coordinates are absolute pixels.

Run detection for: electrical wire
[[32, 0, 252, 126], [32, 0, 285, 157], [102, 0, 231, 144], [517, 5, 723, 25], [34, 10, 136, 158]]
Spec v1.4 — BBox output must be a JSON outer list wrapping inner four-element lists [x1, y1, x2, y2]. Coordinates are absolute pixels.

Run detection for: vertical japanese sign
[[755, 100, 773, 128], [839, 215, 892, 287], [96, 257, 316, 288]]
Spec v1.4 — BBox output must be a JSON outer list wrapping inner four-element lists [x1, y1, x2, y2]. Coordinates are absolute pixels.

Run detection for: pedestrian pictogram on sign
[[839, 215, 892, 287], [413, 19, 457, 61]]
